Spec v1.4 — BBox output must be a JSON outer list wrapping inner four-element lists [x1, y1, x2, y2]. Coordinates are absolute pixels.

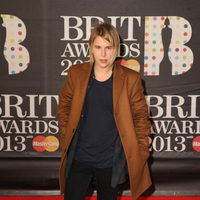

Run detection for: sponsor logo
[[192, 136, 200, 152], [32, 135, 59, 152]]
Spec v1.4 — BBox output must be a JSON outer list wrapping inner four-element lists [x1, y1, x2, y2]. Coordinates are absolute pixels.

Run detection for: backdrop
[[0, 0, 200, 197]]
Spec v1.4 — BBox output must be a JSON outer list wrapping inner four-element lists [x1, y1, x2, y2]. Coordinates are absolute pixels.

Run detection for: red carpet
[[0, 197, 200, 200]]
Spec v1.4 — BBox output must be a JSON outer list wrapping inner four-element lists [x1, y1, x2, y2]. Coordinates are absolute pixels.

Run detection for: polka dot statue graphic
[[144, 16, 193, 76], [0, 14, 30, 75]]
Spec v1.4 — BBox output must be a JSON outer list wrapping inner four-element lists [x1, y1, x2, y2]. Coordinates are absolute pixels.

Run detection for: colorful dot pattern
[[144, 16, 165, 76], [168, 16, 193, 75], [144, 16, 193, 76], [1, 14, 30, 75]]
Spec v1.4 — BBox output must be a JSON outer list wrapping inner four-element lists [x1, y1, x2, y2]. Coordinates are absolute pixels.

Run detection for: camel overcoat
[[57, 61, 152, 200]]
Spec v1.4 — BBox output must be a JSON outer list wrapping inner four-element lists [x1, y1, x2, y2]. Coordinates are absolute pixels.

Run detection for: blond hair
[[89, 22, 120, 64]]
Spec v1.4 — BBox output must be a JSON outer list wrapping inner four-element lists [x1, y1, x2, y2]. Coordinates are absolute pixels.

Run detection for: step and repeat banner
[[0, 0, 200, 196]]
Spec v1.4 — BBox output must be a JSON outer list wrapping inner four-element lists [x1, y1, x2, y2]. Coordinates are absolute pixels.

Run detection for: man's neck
[[94, 64, 113, 82]]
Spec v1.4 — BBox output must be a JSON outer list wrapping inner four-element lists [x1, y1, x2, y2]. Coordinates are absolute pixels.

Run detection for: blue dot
[[144, 56, 148, 60], [182, 63, 186, 67], [152, 64, 156, 67], [175, 71, 179, 75], [11, 70, 16, 74]]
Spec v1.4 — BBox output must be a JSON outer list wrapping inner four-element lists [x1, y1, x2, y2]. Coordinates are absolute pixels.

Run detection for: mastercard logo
[[192, 136, 200, 152], [32, 135, 59, 152]]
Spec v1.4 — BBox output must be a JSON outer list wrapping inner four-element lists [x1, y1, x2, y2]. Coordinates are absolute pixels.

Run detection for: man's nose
[[101, 48, 106, 57]]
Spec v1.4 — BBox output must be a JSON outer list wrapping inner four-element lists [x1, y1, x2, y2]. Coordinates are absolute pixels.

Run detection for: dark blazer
[[57, 61, 152, 200]]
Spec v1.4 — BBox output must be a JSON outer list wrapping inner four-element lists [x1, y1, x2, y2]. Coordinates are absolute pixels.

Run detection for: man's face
[[91, 36, 115, 69]]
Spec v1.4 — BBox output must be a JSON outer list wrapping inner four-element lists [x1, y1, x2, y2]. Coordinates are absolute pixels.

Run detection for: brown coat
[[57, 61, 152, 200]]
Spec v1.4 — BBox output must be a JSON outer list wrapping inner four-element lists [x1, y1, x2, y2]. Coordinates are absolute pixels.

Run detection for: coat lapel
[[77, 62, 93, 113], [113, 62, 125, 113]]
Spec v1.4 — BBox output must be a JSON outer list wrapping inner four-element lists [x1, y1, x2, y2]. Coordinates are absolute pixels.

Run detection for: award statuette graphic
[[160, 17, 172, 78]]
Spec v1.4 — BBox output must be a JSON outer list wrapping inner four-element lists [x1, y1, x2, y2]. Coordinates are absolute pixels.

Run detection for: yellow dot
[[11, 39, 15, 44], [152, 48, 156, 52], [145, 16, 149, 20], [176, 40, 180, 44], [183, 56, 187, 60], [145, 24, 149, 29], [18, 55, 23, 59]]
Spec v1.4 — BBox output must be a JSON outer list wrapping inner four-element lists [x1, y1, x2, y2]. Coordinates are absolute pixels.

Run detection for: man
[[57, 22, 152, 200]]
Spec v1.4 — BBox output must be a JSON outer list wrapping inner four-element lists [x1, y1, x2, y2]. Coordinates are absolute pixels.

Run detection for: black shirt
[[74, 74, 118, 168]]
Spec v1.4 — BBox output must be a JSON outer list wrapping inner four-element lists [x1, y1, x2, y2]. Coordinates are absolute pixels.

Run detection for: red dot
[[144, 64, 148, 68], [145, 32, 149, 37], [18, 31, 22, 35], [145, 40, 149, 44], [183, 48, 187, 52], [19, 47, 23, 51], [152, 56, 156, 60], [161, 16, 165, 20], [184, 32, 188, 36], [175, 48, 179, 52]]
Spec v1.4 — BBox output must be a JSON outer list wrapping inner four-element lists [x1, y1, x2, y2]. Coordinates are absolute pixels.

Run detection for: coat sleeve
[[57, 68, 74, 151], [129, 73, 151, 161]]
